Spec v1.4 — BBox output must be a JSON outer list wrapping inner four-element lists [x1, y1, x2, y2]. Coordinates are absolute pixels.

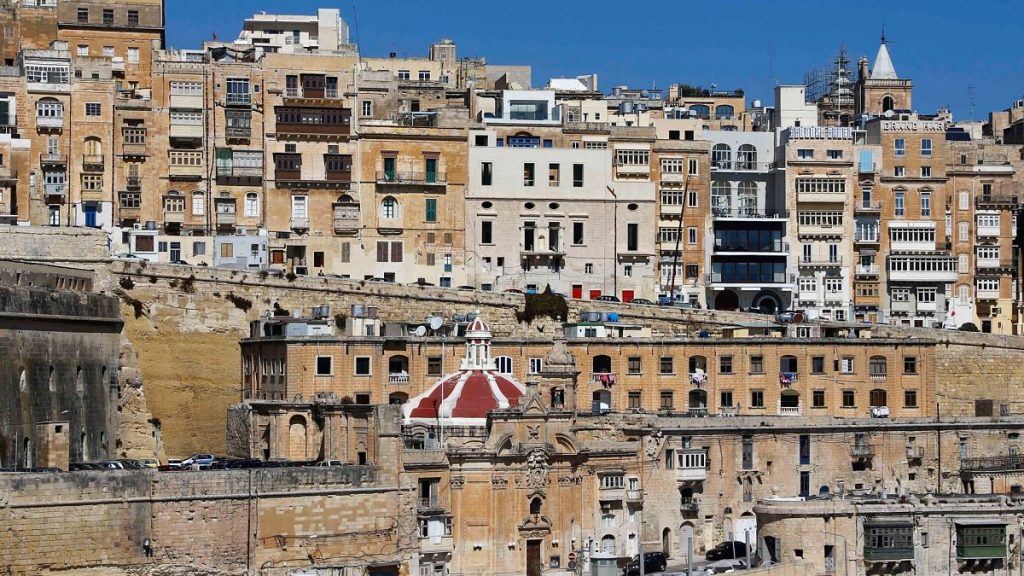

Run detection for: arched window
[[712, 182, 732, 215], [191, 191, 205, 216], [380, 196, 399, 219], [19, 367, 27, 392], [244, 192, 259, 217], [715, 104, 735, 120], [737, 181, 757, 215], [83, 137, 102, 158], [163, 190, 184, 213], [494, 356, 513, 374], [388, 392, 408, 405], [592, 354, 612, 375], [48, 366, 55, 392], [711, 144, 732, 169], [689, 104, 710, 119], [737, 144, 757, 170], [869, 356, 887, 376], [881, 96, 895, 112], [530, 497, 542, 515], [869, 389, 887, 408]]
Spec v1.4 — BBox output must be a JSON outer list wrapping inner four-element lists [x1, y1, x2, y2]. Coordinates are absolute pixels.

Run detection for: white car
[[315, 459, 344, 467]]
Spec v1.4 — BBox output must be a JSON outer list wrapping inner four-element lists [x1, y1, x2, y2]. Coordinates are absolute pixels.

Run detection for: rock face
[[115, 339, 162, 462]]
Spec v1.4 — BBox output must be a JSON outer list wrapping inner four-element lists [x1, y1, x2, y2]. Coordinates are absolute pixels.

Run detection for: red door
[[622, 290, 634, 303], [571, 284, 583, 299], [589, 289, 602, 300]]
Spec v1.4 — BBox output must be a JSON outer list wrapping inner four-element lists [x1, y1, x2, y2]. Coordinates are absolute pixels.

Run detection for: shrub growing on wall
[[516, 285, 568, 324]]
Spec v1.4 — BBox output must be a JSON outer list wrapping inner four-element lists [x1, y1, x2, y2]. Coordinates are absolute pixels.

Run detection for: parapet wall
[[0, 225, 110, 261], [0, 467, 411, 575]]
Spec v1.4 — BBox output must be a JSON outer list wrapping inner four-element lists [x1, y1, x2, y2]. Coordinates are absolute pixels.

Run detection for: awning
[[954, 519, 1007, 526]]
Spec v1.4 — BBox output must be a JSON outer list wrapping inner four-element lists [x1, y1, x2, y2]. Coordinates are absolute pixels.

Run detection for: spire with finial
[[870, 29, 898, 80]]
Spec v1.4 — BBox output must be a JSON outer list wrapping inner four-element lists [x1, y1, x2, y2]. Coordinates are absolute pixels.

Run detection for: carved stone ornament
[[646, 430, 664, 459], [492, 475, 508, 489], [450, 475, 465, 489], [517, 448, 550, 489]]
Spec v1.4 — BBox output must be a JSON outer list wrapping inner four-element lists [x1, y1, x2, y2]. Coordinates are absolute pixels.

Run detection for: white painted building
[[235, 9, 353, 55]]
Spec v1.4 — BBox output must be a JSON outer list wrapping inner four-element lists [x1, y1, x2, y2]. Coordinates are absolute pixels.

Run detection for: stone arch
[[554, 433, 577, 454], [881, 95, 895, 112], [48, 366, 55, 392], [714, 289, 739, 311], [678, 522, 695, 558]]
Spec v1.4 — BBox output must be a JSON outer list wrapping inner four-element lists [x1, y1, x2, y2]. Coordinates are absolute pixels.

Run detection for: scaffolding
[[804, 46, 856, 126]]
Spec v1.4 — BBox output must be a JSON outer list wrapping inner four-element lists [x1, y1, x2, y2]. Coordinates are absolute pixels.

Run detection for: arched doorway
[[678, 523, 694, 558], [724, 516, 734, 541], [753, 291, 781, 314], [288, 415, 307, 460], [687, 389, 708, 416], [714, 290, 739, 311], [592, 390, 611, 415], [601, 534, 616, 554], [663, 527, 672, 558], [736, 512, 757, 549], [881, 96, 895, 112]]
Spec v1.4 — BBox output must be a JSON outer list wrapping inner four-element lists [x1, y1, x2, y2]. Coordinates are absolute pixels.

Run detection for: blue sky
[[166, 0, 1024, 121]]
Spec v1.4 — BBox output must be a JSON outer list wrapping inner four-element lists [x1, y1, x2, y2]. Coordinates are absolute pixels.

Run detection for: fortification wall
[[0, 467, 410, 575]]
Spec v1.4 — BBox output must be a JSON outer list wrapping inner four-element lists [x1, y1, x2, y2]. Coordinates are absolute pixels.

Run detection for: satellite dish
[[413, 325, 427, 337], [428, 316, 444, 331], [883, 109, 895, 118]]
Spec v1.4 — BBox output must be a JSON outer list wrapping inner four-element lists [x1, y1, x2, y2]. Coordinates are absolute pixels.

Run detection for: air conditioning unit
[[133, 223, 142, 230], [235, 226, 247, 235], [993, 307, 1002, 315]]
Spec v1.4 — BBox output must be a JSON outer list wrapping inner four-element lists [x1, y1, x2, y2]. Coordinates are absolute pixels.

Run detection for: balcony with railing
[[855, 200, 883, 213], [961, 456, 1024, 472], [864, 544, 914, 562], [712, 207, 788, 220], [679, 498, 699, 512], [283, 86, 341, 100], [675, 450, 707, 481], [713, 240, 789, 255], [856, 264, 880, 276], [799, 255, 843, 267], [333, 202, 360, 235], [216, 209, 237, 226], [162, 209, 184, 224], [126, 176, 141, 189], [275, 107, 351, 137], [626, 489, 644, 503], [778, 405, 801, 416], [389, 372, 410, 385], [225, 92, 252, 107], [0, 166, 17, 181], [81, 155, 104, 171], [706, 272, 795, 286], [417, 495, 447, 512], [888, 255, 959, 282], [850, 444, 874, 458], [289, 217, 309, 230], [855, 230, 880, 243], [169, 163, 203, 179], [711, 160, 774, 172], [976, 195, 1018, 209], [376, 170, 446, 187], [39, 152, 66, 166]]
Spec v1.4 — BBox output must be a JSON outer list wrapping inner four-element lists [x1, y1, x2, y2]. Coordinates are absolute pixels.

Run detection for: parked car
[[624, 551, 668, 575], [225, 458, 263, 469], [705, 541, 748, 561], [180, 453, 216, 469], [366, 277, 393, 283], [99, 460, 125, 470], [171, 259, 190, 265], [314, 459, 345, 467], [594, 294, 621, 303], [138, 458, 159, 469], [165, 458, 183, 470], [630, 298, 656, 306], [70, 462, 103, 471], [114, 253, 142, 261], [456, 285, 476, 291], [503, 288, 524, 294], [261, 459, 291, 468]]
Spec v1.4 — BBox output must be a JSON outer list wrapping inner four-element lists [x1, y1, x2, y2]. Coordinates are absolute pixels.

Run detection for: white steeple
[[460, 312, 495, 370], [871, 32, 898, 80]]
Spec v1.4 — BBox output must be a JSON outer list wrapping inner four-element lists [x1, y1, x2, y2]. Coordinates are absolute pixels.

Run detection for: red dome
[[405, 370, 524, 425]]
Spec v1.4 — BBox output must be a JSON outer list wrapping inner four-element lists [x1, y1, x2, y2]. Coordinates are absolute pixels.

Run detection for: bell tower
[[855, 31, 913, 117]]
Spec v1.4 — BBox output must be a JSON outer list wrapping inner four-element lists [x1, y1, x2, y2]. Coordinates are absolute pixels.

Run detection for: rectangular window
[[628, 356, 642, 375], [127, 47, 139, 64], [481, 221, 493, 244], [572, 222, 584, 245], [811, 356, 825, 374], [751, 390, 764, 408], [688, 158, 699, 175], [921, 166, 931, 178], [659, 356, 674, 374], [660, 391, 673, 410], [797, 149, 814, 159], [219, 243, 233, 258], [627, 223, 638, 251], [720, 356, 733, 374], [528, 357, 543, 375], [424, 198, 437, 223], [842, 390, 855, 408], [426, 356, 442, 376], [573, 164, 584, 187], [628, 391, 641, 409], [688, 227, 697, 244], [894, 138, 905, 156], [903, 356, 917, 374], [480, 162, 492, 186], [904, 390, 918, 408], [77, 7, 88, 23], [921, 139, 932, 157], [354, 357, 371, 376], [523, 162, 535, 186], [812, 390, 826, 408], [102, 8, 113, 24], [600, 474, 624, 489], [548, 163, 560, 186], [192, 241, 206, 257], [894, 192, 905, 216], [921, 192, 931, 216], [77, 45, 89, 57], [841, 357, 854, 374], [315, 356, 333, 376], [127, 10, 139, 26], [85, 102, 101, 116], [81, 174, 103, 191], [720, 390, 734, 407], [750, 355, 763, 374]]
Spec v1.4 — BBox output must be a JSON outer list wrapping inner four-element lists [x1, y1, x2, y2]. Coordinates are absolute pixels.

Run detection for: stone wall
[[0, 226, 110, 261], [0, 467, 411, 575]]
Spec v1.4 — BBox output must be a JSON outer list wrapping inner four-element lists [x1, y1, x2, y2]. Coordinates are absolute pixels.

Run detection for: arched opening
[[288, 415, 307, 460], [869, 355, 887, 378], [75, 366, 83, 394], [678, 523, 695, 558], [48, 366, 55, 392], [550, 387, 565, 409], [711, 181, 732, 215], [601, 534, 616, 554], [689, 104, 710, 119], [530, 497, 542, 515], [711, 143, 732, 169], [754, 292, 781, 314], [688, 389, 708, 416], [592, 354, 612, 376], [737, 181, 757, 215], [714, 289, 740, 311], [387, 355, 409, 382], [18, 367, 26, 392], [881, 95, 895, 112], [715, 104, 736, 120], [380, 196, 399, 219], [244, 192, 259, 217], [83, 136, 102, 157], [23, 437, 31, 468], [780, 389, 800, 415], [388, 392, 408, 405], [737, 144, 757, 169], [80, 430, 87, 461], [592, 390, 611, 415], [662, 527, 672, 558], [869, 388, 888, 408]]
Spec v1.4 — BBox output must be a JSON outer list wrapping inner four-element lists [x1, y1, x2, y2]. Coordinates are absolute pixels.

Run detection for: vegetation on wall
[[224, 293, 253, 312], [118, 276, 135, 290], [959, 322, 980, 332], [515, 285, 568, 324]]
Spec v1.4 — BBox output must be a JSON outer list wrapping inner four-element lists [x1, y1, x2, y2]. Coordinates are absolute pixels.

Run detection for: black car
[[630, 298, 656, 306], [705, 541, 747, 561], [624, 551, 667, 575], [594, 294, 621, 302]]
